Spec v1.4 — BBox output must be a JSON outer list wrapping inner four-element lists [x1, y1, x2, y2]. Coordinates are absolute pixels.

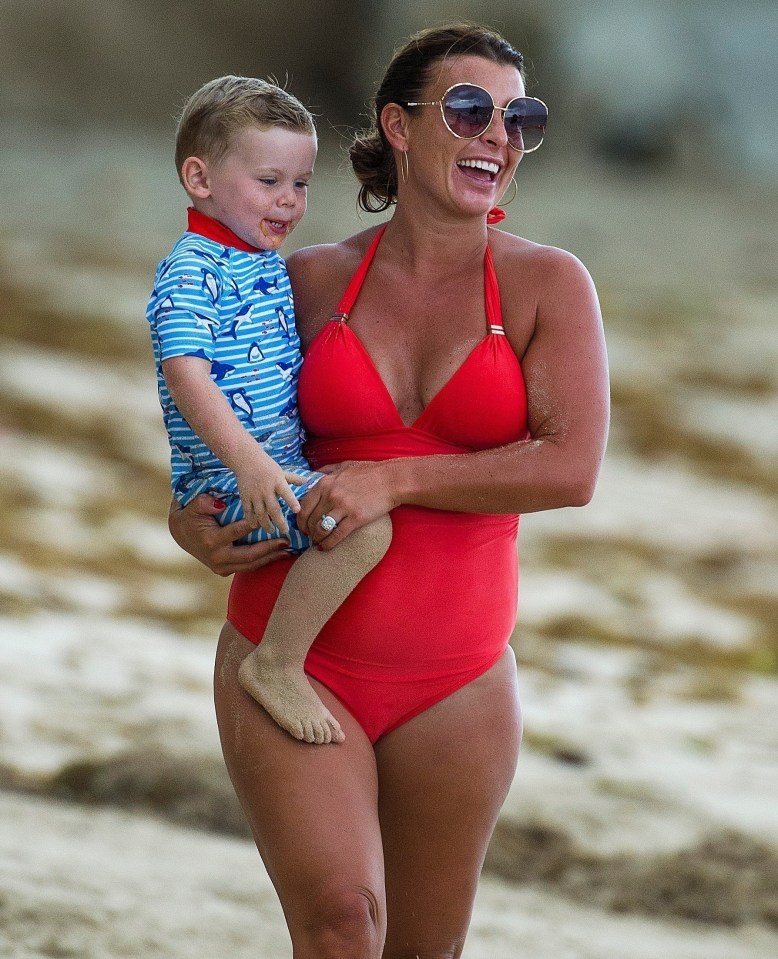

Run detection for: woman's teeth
[[457, 159, 500, 175]]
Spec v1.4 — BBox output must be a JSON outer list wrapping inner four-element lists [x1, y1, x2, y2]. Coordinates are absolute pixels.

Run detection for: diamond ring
[[319, 514, 338, 533]]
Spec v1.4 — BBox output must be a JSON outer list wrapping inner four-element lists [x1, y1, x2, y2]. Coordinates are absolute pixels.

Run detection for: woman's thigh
[[214, 624, 387, 945], [374, 646, 522, 958]]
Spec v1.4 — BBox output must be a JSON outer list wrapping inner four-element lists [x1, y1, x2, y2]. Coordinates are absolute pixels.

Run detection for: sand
[[1, 130, 777, 956]]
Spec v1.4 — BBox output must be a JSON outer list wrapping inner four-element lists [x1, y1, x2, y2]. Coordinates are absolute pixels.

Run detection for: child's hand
[[236, 455, 307, 536]]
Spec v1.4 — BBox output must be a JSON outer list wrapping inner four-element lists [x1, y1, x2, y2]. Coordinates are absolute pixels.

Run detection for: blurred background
[[1, 2, 778, 957], [3, 0, 778, 176]]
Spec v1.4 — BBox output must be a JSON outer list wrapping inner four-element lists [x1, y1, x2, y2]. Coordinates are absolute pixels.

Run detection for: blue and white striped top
[[146, 211, 313, 505]]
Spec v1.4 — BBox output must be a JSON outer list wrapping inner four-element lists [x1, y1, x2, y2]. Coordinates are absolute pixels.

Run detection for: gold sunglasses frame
[[405, 82, 547, 153]]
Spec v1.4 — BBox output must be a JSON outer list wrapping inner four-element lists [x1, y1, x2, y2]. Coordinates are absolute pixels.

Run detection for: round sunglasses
[[404, 82, 547, 153]]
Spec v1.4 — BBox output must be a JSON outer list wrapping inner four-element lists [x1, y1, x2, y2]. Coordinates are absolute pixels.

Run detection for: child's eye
[[258, 177, 277, 186], [294, 180, 310, 190]]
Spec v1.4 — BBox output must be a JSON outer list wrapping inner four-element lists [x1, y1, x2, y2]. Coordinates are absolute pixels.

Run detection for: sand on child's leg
[[238, 515, 391, 744]]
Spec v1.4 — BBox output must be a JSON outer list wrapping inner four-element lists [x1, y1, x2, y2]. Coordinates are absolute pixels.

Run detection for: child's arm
[[162, 354, 306, 535]]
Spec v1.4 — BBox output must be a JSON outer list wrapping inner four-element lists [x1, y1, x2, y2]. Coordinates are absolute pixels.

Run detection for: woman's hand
[[168, 495, 291, 576], [297, 460, 400, 550]]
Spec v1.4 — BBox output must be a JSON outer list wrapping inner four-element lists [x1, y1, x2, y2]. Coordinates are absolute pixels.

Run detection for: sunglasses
[[405, 82, 547, 153]]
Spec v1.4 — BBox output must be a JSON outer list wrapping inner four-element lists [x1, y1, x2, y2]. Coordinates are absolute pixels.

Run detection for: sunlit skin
[[181, 126, 317, 251]]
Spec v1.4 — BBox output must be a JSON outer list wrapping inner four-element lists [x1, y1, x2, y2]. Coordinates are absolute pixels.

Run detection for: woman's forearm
[[389, 432, 606, 516]]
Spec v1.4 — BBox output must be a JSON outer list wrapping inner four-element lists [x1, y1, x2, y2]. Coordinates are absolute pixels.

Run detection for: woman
[[171, 23, 609, 959]]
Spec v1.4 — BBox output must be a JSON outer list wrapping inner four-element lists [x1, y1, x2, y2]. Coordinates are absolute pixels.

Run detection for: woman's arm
[[401, 247, 609, 510], [297, 247, 609, 549]]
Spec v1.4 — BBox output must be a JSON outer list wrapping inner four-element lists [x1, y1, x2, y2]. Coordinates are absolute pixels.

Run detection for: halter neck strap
[[333, 224, 504, 333], [334, 227, 386, 318], [483, 245, 504, 333]]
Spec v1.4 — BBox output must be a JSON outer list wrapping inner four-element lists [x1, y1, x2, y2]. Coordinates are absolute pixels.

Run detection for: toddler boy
[[147, 76, 390, 744]]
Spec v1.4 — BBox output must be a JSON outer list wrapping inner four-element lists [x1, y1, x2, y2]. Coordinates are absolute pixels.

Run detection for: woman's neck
[[380, 202, 490, 276]]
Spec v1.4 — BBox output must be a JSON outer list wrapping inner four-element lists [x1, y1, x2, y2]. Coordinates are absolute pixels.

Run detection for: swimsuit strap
[[483, 244, 505, 334], [334, 223, 504, 335], [333, 226, 387, 319]]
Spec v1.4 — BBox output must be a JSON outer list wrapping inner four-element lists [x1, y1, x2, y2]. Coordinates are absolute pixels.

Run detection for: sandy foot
[[238, 647, 345, 744]]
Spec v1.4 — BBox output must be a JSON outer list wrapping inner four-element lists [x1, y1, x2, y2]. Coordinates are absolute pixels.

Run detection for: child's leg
[[238, 515, 392, 745]]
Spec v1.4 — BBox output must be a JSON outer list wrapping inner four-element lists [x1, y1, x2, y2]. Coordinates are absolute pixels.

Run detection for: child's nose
[[278, 185, 297, 207]]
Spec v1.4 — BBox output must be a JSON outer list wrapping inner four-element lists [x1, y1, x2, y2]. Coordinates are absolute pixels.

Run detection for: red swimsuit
[[228, 227, 530, 743]]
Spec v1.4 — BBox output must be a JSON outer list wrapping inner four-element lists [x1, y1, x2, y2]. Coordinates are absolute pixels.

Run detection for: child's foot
[[238, 650, 345, 744]]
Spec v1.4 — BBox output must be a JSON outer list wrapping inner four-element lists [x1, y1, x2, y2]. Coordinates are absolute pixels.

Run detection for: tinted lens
[[504, 97, 547, 151], [442, 84, 493, 138]]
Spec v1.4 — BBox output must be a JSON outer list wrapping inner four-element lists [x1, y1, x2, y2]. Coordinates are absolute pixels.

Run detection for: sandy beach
[[1, 130, 777, 957]]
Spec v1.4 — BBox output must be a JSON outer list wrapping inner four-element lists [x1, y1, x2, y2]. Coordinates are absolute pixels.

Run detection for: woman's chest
[[351, 285, 487, 420]]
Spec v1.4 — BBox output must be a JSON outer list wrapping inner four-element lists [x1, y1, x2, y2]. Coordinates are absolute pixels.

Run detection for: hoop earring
[[400, 150, 409, 185], [501, 176, 518, 207]]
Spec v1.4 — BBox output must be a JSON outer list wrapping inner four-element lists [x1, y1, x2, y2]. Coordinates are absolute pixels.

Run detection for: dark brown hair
[[350, 24, 524, 212]]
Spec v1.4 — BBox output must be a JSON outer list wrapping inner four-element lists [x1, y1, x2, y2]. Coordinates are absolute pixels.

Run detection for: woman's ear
[[380, 102, 411, 152], [180, 156, 211, 199]]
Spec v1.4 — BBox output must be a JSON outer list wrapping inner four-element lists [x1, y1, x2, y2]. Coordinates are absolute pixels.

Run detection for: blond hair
[[175, 75, 315, 183]]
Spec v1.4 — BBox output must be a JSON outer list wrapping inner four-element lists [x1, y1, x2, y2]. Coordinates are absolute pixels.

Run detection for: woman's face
[[404, 54, 526, 217]]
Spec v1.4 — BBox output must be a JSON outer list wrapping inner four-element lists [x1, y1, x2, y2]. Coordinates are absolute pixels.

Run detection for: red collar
[[186, 208, 263, 253]]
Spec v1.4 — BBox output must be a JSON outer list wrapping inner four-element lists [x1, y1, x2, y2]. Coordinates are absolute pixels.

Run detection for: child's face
[[194, 125, 317, 251]]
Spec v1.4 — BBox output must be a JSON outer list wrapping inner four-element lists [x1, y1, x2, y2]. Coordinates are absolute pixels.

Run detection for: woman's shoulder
[[488, 229, 601, 351], [288, 226, 384, 287], [287, 225, 386, 335], [490, 228, 595, 301], [490, 227, 589, 272]]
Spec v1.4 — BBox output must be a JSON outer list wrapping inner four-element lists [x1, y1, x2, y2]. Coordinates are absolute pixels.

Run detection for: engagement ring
[[319, 514, 338, 533]]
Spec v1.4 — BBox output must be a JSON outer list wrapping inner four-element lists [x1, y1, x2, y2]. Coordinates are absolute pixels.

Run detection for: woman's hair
[[175, 75, 315, 184], [350, 24, 525, 213]]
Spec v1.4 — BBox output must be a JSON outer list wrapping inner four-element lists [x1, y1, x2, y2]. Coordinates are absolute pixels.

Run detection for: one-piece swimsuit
[[228, 225, 530, 743]]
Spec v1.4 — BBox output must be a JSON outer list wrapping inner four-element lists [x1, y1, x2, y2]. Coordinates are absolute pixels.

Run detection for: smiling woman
[[169, 22, 609, 959], [383, 53, 539, 218]]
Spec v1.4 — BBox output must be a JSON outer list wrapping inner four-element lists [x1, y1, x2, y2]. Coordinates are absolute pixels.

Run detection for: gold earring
[[400, 150, 409, 185], [501, 176, 518, 207]]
